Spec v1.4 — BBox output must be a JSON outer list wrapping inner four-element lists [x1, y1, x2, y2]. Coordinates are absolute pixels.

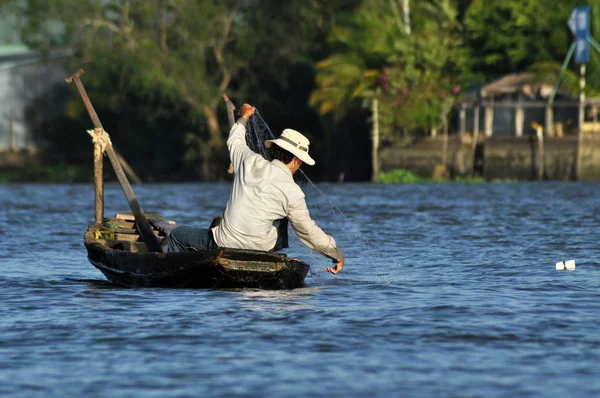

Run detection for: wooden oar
[[222, 93, 237, 174], [65, 69, 163, 253]]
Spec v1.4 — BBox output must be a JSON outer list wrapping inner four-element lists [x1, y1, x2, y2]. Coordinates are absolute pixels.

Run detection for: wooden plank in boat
[[106, 220, 135, 229], [114, 233, 141, 242], [114, 228, 137, 234], [106, 221, 170, 233], [115, 213, 135, 221], [115, 213, 177, 225], [114, 231, 162, 241], [217, 257, 286, 272], [121, 241, 149, 253]]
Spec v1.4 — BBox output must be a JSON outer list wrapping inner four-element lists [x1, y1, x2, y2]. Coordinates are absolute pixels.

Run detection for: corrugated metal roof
[[0, 44, 30, 57], [480, 73, 564, 99], [0, 46, 39, 70], [0, 47, 75, 70]]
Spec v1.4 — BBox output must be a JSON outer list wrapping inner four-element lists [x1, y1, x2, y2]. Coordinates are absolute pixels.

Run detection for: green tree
[[310, 0, 467, 136], [10, 0, 365, 180], [464, 0, 580, 81], [12, 0, 248, 179], [382, 0, 467, 133]]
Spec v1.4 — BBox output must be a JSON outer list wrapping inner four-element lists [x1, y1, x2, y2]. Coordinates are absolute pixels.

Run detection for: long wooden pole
[[222, 93, 237, 174], [222, 93, 236, 128], [459, 103, 466, 143], [371, 97, 380, 182], [116, 151, 142, 185], [537, 126, 544, 180], [442, 112, 448, 168], [66, 69, 162, 253], [576, 64, 586, 180], [471, 105, 480, 175], [93, 129, 104, 223]]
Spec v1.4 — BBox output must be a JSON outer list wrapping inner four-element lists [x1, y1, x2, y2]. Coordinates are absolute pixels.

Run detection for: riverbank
[[379, 134, 600, 181], [376, 169, 487, 183], [0, 149, 90, 183], [0, 163, 90, 183], [6, 133, 600, 183]]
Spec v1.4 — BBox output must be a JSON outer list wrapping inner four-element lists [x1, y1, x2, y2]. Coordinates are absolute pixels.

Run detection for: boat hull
[[84, 219, 310, 290]]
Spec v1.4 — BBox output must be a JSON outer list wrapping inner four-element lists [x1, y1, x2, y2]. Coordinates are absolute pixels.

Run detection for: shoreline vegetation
[[3, 1, 584, 184], [0, 164, 518, 184], [0, 164, 91, 183], [376, 169, 515, 184]]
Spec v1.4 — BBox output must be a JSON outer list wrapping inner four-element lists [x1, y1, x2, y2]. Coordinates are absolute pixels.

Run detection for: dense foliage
[[2, 0, 596, 181], [310, 0, 467, 137]]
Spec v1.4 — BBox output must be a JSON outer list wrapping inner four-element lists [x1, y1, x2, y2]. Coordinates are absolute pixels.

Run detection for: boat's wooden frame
[[84, 213, 310, 289]]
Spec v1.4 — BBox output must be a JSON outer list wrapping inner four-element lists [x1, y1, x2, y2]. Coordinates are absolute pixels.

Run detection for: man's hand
[[239, 103, 256, 120], [325, 257, 344, 275]]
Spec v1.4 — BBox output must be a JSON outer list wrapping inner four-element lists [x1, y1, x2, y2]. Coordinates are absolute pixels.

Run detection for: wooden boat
[[84, 213, 311, 289], [66, 73, 307, 289]]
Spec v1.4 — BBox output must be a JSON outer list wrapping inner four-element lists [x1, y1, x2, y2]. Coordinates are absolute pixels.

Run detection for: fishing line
[[246, 110, 386, 275]]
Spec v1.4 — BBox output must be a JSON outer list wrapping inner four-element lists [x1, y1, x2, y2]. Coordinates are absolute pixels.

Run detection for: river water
[[1, 182, 599, 397]]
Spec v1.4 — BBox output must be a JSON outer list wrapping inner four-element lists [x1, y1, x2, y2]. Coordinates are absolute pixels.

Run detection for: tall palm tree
[[310, 0, 466, 180]]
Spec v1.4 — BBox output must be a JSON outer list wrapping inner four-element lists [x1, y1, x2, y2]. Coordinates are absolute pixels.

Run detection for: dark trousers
[[162, 219, 289, 253], [161, 226, 216, 253], [272, 218, 289, 251]]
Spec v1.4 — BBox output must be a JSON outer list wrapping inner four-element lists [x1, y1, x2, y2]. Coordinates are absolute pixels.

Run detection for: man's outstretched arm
[[288, 195, 345, 274]]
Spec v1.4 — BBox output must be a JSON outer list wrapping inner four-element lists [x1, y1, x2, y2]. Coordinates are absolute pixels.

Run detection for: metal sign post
[[569, 6, 591, 63], [569, 6, 590, 180]]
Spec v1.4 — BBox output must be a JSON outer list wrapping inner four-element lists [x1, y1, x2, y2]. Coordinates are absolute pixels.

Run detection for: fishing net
[[245, 111, 381, 279]]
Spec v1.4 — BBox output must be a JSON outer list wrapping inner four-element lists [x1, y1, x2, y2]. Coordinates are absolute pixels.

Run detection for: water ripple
[[1, 182, 600, 397]]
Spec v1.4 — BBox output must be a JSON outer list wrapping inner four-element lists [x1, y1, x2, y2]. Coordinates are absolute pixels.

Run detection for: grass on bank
[[376, 169, 487, 183], [1, 165, 514, 184], [0, 164, 90, 183]]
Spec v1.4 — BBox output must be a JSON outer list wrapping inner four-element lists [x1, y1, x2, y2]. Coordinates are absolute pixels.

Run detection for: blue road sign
[[568, 6, 590, 63]]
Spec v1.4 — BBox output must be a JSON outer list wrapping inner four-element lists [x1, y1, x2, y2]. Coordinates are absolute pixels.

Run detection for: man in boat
[[163, 104, 345, 274]]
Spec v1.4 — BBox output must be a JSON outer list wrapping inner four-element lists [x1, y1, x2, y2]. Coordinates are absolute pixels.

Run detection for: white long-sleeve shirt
[[211, 119, 343, 262]]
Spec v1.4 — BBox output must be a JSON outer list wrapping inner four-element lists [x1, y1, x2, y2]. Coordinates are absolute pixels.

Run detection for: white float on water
[[556, 260, 576, 271]]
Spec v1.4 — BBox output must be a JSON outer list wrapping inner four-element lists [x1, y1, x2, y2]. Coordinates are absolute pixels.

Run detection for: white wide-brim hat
[[265, 128, 315, 166]]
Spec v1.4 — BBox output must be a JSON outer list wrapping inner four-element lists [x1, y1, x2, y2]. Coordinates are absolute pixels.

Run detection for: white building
[[0, 10, 69, 153]]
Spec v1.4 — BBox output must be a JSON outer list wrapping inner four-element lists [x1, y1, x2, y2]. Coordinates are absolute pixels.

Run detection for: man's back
[[211, 147, 302, 251], [211, 109, 344, 274]]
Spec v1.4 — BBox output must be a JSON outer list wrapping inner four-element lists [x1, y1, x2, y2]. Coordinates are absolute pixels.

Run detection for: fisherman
[[163, 104, 345, 274]]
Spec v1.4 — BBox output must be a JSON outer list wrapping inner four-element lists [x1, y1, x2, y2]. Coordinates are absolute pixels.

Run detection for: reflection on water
[[227, 287, 321, 313], [1, 182, 600, 397]]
